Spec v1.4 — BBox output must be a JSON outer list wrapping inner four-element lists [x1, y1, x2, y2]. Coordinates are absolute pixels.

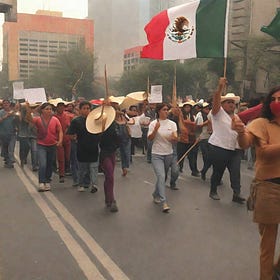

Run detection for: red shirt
[[34, 116, 62, 146]]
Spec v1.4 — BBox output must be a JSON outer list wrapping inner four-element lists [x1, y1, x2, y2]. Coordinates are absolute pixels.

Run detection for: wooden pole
[[177, 138, 200, 165], [172, 62, 177, 107]]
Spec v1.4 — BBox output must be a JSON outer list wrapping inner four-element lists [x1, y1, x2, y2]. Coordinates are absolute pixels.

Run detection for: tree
[[29, 47, 95, 100]]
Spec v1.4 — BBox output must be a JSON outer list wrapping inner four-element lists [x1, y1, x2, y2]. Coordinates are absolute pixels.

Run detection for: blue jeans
[[37, 144, 56, 183], [170, 144, 179, 187], [119, 139, 131, 169], [30, 138, 38, 169], [78, 161, 98, 187], [0, 134, 16, 165], [152, 153, 173, 203]]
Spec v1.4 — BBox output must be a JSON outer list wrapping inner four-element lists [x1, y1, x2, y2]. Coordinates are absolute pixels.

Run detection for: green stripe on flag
[[196, 0, 228, 57]]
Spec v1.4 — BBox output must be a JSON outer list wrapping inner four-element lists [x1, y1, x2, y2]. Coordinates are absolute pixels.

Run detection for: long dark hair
[[155, 103, 170, 118], [261, 85, 280, 121]]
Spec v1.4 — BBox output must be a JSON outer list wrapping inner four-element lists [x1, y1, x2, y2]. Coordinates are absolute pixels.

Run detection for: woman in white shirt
[[148, 103, 177, 213]]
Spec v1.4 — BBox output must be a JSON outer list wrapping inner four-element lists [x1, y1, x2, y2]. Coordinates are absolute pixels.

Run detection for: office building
[[3, 11, 93, 81]]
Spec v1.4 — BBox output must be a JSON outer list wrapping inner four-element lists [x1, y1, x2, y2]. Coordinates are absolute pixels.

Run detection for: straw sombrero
[[49, 98, 73, 107], [221, 93, 240, 104], [86, 105, 116, 134], [120, 91, 147, 109], [109, 95, 125, 105]]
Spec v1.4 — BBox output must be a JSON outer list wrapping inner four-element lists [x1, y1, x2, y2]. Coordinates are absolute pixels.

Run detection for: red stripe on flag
[[141, 10, 169, 60]]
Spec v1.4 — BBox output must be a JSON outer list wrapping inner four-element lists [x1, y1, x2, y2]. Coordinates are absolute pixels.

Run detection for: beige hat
[[120, 91, 147, 109], [49, 98, 72, 107], [202, 102, 210, 108], [182, 100, 196, 107], [109, 95, 125, 105], [86, 105, 116, 134], [221, 93, 240, 104]]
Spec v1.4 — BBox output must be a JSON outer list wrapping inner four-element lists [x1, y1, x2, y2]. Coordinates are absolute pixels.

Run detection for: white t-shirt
[[129, 115, 143, 138], [208, 107, 240, 150], [148, 119, 177, 155]]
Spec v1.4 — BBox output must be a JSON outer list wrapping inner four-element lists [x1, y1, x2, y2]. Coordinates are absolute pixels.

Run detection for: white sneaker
[[77, 186, 85, 192], [44, 183, 51, 191], [38, 183, 45, 192]]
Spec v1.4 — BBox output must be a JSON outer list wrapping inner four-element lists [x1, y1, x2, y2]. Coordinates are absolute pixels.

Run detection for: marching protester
[[232, 86, 280, 280], [33, 102, 63, 192], [67, 101, 100, 193], [208, 77, 245, 203], [197, 102, 212, 181], [0, 99, 17, 168], [86, 104, 119, 212], [54, 101, 73, 183], [15, 102, 39, 170], [115, 109, 134, 177], [148, 103, 177, 213]]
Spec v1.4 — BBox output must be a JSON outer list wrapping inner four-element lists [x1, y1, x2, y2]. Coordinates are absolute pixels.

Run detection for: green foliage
[[28, 47, 95, 100]]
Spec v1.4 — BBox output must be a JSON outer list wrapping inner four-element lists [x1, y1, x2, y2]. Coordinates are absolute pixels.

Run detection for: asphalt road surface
[[0, 149, 273, 280]]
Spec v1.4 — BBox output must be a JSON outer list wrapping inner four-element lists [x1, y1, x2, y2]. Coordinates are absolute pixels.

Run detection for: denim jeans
[[151, 153, 173, 203], [119, 139, 131, 169], [146, 139, 153, 162], [200, 139, 212, 175], [209, 144, 242, 194], [78, 161, 98, 187], [170, 144, 179, 187], [30, 138, 38, 169], [37, 144, 56, 183], [100, 153, 116, 204], [70, 141, 79, 184], [0, 134, 16, 165]]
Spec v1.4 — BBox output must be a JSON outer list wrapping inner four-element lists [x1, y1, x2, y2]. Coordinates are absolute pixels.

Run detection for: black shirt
[[67, 116, 100, 162]]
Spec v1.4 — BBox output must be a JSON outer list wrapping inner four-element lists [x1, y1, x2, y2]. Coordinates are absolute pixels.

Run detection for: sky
[[0, 0, 88, 64]]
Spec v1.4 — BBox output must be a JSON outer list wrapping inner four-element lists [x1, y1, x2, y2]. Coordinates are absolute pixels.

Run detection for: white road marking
[[16, 158, 130, 280], [15, 164, 105, 280], [144, 181, 154, 186]]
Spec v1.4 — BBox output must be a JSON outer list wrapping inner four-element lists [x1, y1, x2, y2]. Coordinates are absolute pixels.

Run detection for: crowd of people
[[0, 77, 280, 279]]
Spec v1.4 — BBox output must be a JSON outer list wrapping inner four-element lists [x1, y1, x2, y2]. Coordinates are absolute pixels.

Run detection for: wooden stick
[[172, 62, 177, 107], [177, 139, 200, 165]]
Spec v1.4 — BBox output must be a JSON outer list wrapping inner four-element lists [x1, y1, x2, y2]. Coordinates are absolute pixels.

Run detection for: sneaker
[[59, 176, 65, 183], [44, 183, 51, 191], [191, 172, 200, 177], [232, 194, 246, 204], [90, 186, 98, 193], [38, 183, 46, 192], [170, 184, 179, 190], [201, 172, 206, 181], [162, 202, 170, 213], [77, 186, 85, 192], [153, 196, 161, 204], [209, 192, 220, 200], [110, 201, 119, 212]]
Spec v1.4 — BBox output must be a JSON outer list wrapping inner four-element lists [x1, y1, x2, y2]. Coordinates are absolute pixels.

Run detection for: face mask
[[270, 101, 280, 117]]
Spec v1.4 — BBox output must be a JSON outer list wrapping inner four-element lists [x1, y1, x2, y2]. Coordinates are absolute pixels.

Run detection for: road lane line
[[19, 162, 130, 280], [15, 164, 105, 280], [144, 181, 153, 186]]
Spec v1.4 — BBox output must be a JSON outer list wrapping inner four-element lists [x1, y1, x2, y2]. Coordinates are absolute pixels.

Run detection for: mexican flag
[[141, 0, 229, 60], [261, 10, 280, 41]]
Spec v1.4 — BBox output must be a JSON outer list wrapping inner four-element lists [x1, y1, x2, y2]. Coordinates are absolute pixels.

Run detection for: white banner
[[149, 85, 162, 103], [23, 88, 47, 103], [13, 81, 24, 99]]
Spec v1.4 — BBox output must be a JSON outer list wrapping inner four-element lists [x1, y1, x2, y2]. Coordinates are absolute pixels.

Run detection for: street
[[0, 150, 267, 280]]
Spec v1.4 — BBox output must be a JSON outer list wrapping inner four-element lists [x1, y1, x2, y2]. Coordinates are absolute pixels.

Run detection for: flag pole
[[223, 57, 227, 78], [172, 61, 177, 107]]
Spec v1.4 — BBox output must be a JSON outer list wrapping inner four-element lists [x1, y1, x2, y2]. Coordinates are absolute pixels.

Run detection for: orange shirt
[[248, 118, 280, 180]]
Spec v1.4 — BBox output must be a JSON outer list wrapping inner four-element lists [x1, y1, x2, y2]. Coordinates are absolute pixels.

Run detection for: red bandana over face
[[270, 101, 280, 117]]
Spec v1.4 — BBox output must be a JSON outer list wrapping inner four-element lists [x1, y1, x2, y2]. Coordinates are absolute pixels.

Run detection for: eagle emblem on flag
[[167, 16, 194, 43]]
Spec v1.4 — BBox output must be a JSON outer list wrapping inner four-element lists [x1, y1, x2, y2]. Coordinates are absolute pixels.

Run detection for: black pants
[[209, 144, 242, 194], [200, 139, 212, 175]]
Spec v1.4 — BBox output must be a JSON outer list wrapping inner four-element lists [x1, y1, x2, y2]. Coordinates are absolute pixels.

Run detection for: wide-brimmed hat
[[202, 102, 210, 108], [120, 91, 147, 109], [221, 93, 240, 104], [20, 102, 41, 108], [181, 100, 196, 107], [49, 98, 73, 107], [86, 105, 116, 134], [109, 95, 125, 105]]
